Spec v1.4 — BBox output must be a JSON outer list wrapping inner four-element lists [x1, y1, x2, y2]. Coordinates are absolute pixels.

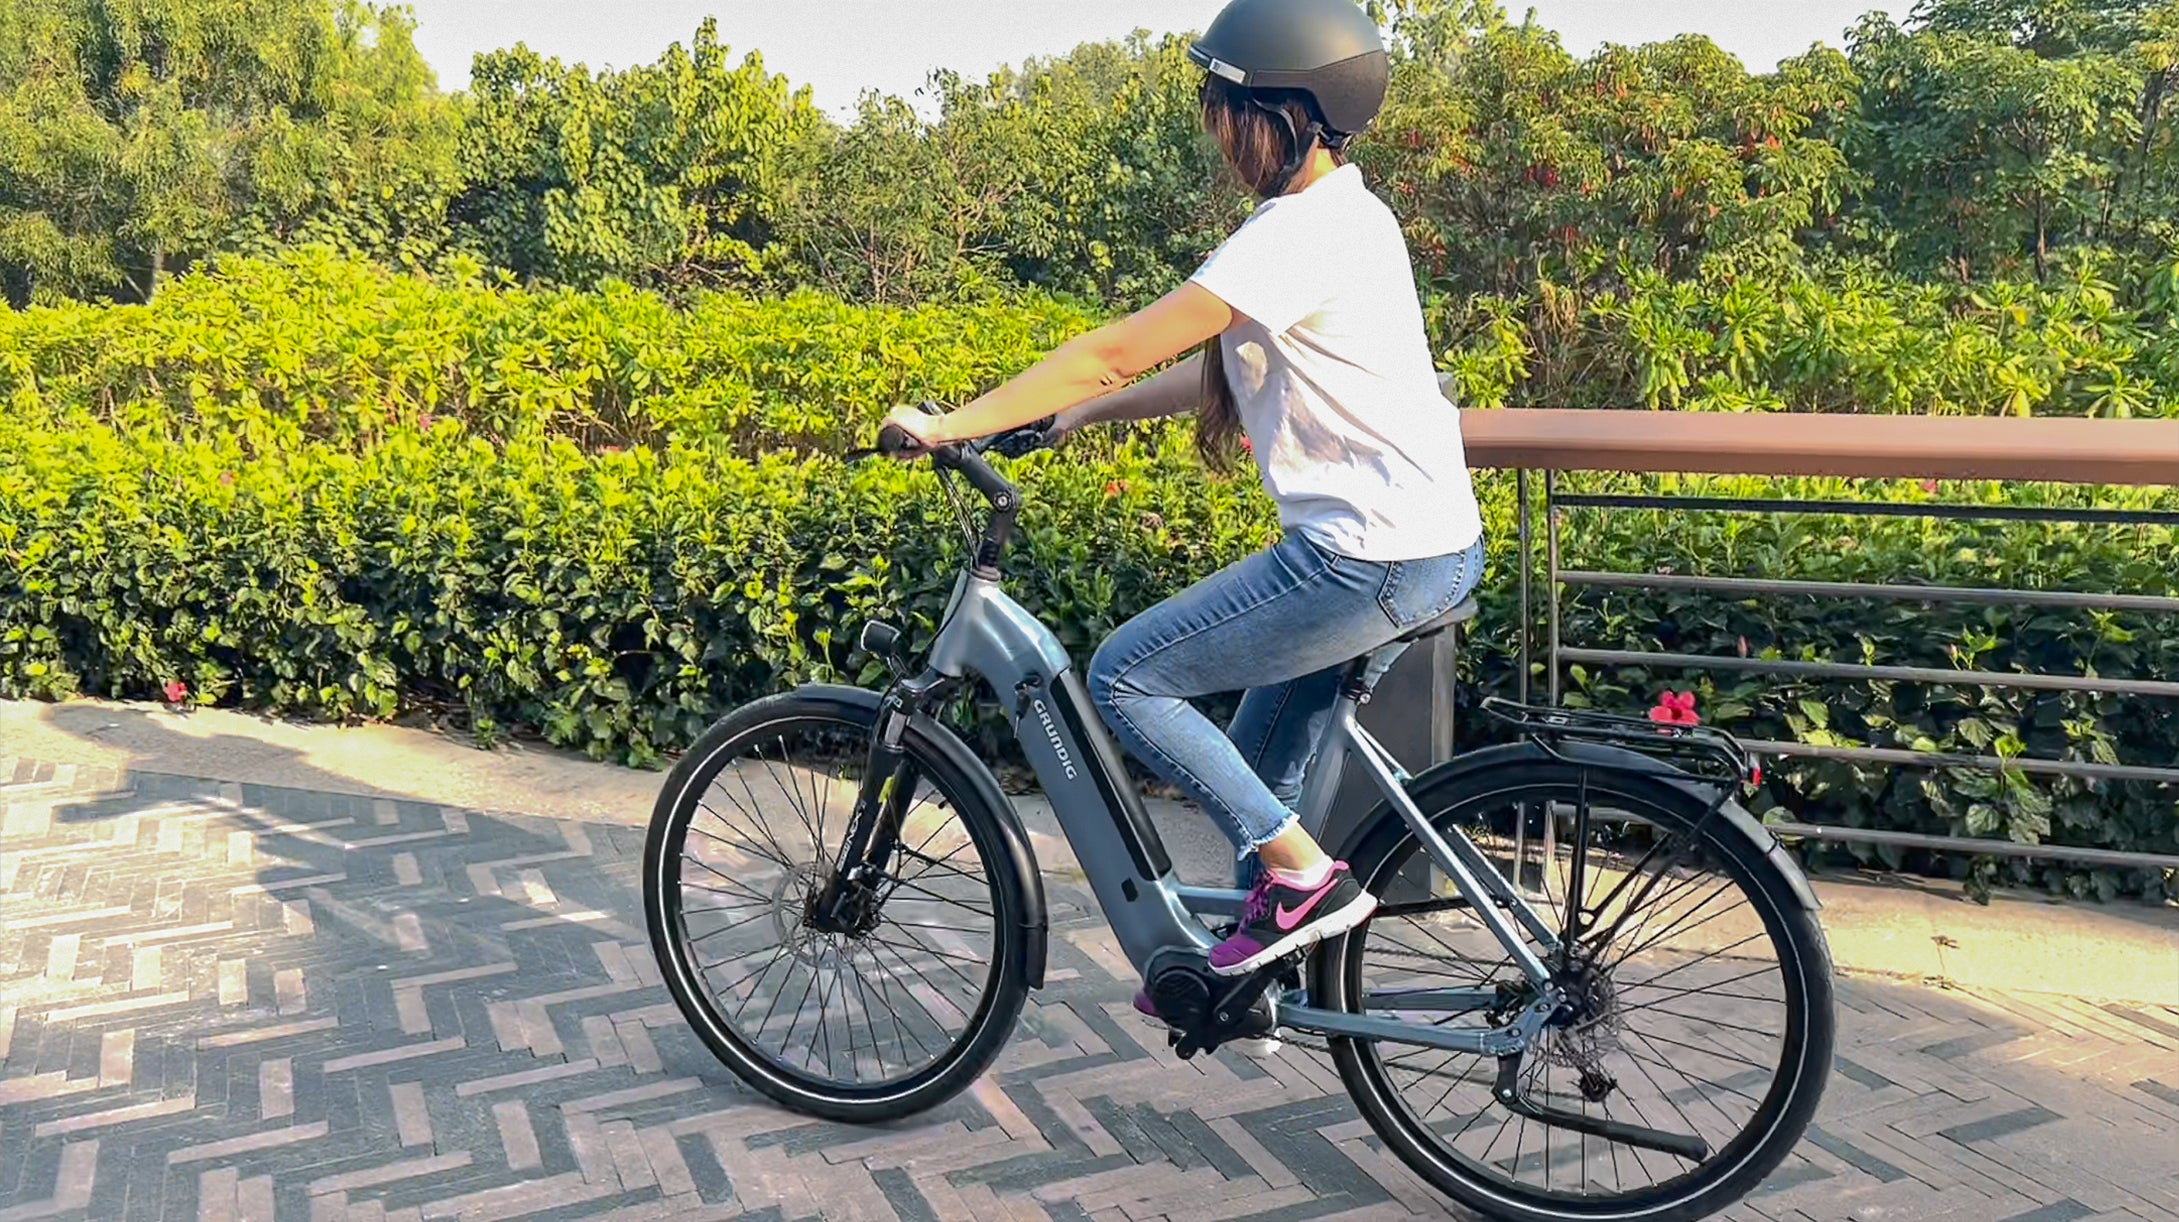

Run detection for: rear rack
[[1479, 698, 1758, 790]]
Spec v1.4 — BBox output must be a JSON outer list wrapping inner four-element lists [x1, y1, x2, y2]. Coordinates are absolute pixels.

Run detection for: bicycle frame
[[895, 568, 1570, 1057]]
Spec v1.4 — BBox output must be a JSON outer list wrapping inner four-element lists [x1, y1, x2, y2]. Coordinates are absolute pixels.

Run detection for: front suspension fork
[[809, 671, 951, 932]]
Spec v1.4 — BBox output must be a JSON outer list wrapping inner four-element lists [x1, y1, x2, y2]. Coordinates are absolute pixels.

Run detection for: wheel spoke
[[1335, 779, 1819, 1208], [687, 820, 794, 872], [886, 877, 995, 918], [654, 711, 1015, 1109], [685, 909, 774, 944], [721, 764, 800, 868], [678, 860, 772, 906]]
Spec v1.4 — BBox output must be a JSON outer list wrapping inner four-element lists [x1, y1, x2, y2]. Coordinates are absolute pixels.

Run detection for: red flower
[[1238, 437, 1253, 453], [1103, 480, 1127, 498], [1918, 479, 1939, 494], [1648, 690, 1699, 727], [162, 680, 189, 705]]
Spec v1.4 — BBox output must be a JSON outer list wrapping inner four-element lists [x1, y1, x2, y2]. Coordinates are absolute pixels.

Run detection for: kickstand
[[1491, 1055, 1711, 1162]]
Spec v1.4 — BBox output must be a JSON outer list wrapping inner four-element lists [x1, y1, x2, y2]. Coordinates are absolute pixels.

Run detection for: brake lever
[[978, 416, 1056, 459]]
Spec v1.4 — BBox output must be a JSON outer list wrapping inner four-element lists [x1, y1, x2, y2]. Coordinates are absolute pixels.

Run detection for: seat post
[[1303, 595, 1479, 848], [1297, 661, 1372, 843], [1337, 654, 1377, 702]]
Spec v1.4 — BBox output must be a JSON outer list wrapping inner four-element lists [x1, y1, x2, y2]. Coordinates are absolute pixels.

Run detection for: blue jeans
[[1087, 532, 1484, 882]]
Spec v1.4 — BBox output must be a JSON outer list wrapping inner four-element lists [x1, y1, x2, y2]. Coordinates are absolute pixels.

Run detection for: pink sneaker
[[1208, 862, 1376, 976]]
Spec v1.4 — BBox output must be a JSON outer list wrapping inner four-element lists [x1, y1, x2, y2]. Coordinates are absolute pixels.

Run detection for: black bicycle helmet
[[1187, 0, 1390, 145]]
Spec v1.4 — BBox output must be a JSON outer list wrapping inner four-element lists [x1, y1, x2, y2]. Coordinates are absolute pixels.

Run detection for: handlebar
[[871, 423, 922, 457], [872, 416, 1053, 463], [870, 425, 1026, 506], [858, 410, 1055, 577]]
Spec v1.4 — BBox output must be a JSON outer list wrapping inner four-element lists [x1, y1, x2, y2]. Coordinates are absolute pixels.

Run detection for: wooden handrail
[[1456, 408, 2179, 486]]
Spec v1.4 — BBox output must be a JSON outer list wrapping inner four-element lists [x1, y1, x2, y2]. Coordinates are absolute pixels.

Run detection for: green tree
[[956, 33, 1243, 306], [1841, 0, 2166, 278], [0, 0, 458, 306], [1361, 2, 1858, 299], [449, 18, 820, 291], [772, 91, 1013, 305], [775, 32, 1243, 307]]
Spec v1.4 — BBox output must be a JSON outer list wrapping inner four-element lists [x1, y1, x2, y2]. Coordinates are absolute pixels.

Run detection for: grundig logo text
[[1030, 699, 1078, 780]]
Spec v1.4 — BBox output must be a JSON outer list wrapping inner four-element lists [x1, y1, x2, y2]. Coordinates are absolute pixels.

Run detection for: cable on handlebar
[[848, 409, 1042, 580], [975, 416, 1056, 459]]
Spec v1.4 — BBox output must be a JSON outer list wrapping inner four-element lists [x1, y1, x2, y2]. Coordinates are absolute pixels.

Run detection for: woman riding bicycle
[[884, 0, 1484, 980]]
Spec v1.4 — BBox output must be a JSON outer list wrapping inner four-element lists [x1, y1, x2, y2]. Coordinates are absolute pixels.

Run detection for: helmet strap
[[1248, 96, 1337, 196]]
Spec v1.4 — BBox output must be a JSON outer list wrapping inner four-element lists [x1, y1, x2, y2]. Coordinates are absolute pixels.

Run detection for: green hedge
[[2, 411, 2172, 899], [1441, 263, 2179, 417], [0, 247, 1098, 453], [1, 253, 2173, 898], [0, 414, 1288, 753]]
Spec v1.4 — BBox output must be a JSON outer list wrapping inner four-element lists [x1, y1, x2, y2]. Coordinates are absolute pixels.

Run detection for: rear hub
[[1538, 963, 1623, 1101]]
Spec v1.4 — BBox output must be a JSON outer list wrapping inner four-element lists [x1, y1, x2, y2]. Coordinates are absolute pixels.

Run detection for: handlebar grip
[[874, 423, 920, 456]]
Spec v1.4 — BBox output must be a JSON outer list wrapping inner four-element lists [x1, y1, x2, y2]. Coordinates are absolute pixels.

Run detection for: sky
[[405, 0, 1913, 113]]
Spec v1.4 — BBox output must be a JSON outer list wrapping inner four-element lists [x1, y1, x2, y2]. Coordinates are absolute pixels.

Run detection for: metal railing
[[1463, 408, 2179, 876]]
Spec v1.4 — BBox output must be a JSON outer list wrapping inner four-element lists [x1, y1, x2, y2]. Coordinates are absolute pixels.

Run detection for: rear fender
[[1354, 739, 1821, 913]]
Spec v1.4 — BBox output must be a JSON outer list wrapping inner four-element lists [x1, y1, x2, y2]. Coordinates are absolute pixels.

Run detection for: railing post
[[1517, 467, 1532, 706], [1545, 468, 1561, 708]]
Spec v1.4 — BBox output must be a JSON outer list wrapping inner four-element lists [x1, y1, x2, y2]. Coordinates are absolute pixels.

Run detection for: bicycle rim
[[1325, 771, 1828, 1219], [656, 710, 1008, 1100]]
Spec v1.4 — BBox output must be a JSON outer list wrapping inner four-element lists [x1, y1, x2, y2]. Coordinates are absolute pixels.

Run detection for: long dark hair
[[1193, 74, 1343, 467]]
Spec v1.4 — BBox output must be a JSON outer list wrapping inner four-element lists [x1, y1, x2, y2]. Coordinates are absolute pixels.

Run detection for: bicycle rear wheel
[[643, 688, 1034, 1123], [1314, 760, 1833, 1222]]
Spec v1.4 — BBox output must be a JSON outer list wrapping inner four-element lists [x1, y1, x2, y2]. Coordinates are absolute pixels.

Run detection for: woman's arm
[[1053, 352, 1209, 438], [887, 283, 1232, 447]]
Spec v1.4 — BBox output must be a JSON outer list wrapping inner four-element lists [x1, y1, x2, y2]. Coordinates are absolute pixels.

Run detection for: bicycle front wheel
[[643, 687, 1034, 1124], [1314, 760, 1834, 1222]]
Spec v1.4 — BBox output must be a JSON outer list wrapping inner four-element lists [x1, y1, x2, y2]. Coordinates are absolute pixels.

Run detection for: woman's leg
[[1089, 533, 1483, 973], [1226, 666, 1342, 891], [1087, 533, 1394, 862]]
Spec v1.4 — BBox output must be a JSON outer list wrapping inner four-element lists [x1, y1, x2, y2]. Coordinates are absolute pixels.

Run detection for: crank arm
[[1492, 1056, 1710, 1162], [1169, 967, 1281, 1059]]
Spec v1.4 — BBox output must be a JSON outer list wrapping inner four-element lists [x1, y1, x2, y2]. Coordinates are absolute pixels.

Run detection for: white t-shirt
[[1189, 163, 1483, 563]]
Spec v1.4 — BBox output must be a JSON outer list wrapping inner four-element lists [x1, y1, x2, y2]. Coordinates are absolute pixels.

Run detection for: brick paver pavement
[[2, 758, 2176, 1222]]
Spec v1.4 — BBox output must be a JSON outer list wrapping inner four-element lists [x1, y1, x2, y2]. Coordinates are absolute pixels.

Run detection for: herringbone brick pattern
[[2, 758, 2176, 1221]]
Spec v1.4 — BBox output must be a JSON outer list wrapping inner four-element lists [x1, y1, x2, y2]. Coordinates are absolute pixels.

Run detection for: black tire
[[643, 687, 1036, 1124], [1312, 761, 1834, 1222]]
